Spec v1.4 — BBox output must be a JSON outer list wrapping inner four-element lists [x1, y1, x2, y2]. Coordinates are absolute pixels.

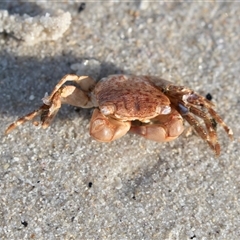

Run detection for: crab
[[5, 74, 233, 155]]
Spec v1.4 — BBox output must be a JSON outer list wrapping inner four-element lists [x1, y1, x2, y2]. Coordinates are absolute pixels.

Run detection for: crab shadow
[[0, 1, 44, 17]]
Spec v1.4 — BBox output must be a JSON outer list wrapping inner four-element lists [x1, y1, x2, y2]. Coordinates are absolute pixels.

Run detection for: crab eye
[[156, 105, 171, 115], [100, 103, 116, 115]]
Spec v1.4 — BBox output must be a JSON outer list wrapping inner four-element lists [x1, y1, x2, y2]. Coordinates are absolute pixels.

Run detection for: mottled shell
[[93, 75, 171, 121]]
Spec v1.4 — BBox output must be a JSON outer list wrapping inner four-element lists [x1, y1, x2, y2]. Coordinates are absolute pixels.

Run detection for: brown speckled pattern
[[93, 75, 170, 120]]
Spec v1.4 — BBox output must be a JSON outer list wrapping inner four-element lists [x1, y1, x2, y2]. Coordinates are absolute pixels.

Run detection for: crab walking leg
[[207, 108, 233, 139], [130, 110, 184, 142], [6, 74, 96, 134], [44, 74, 96, 105], [42, 85, 94, 128], [5, 85, 93, 134], [90, 109, 131, 142], [188, 106, 218, 146], [183, 114, 221, 156], [5, 104, 49, 134]]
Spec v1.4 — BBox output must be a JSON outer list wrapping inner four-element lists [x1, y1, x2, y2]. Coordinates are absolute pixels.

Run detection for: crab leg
[[184, 92, 233, 139], [5, 75, 96, 134], [157, 82, 233, 155], [5, 104, 49, 134], [207, 108, 233, 139], [41, 85, 93, 128], [43, 74, 96, 105], [188, 106, 218, 145], [181, 94, 233, 155], [183, 113, 220, 155]]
